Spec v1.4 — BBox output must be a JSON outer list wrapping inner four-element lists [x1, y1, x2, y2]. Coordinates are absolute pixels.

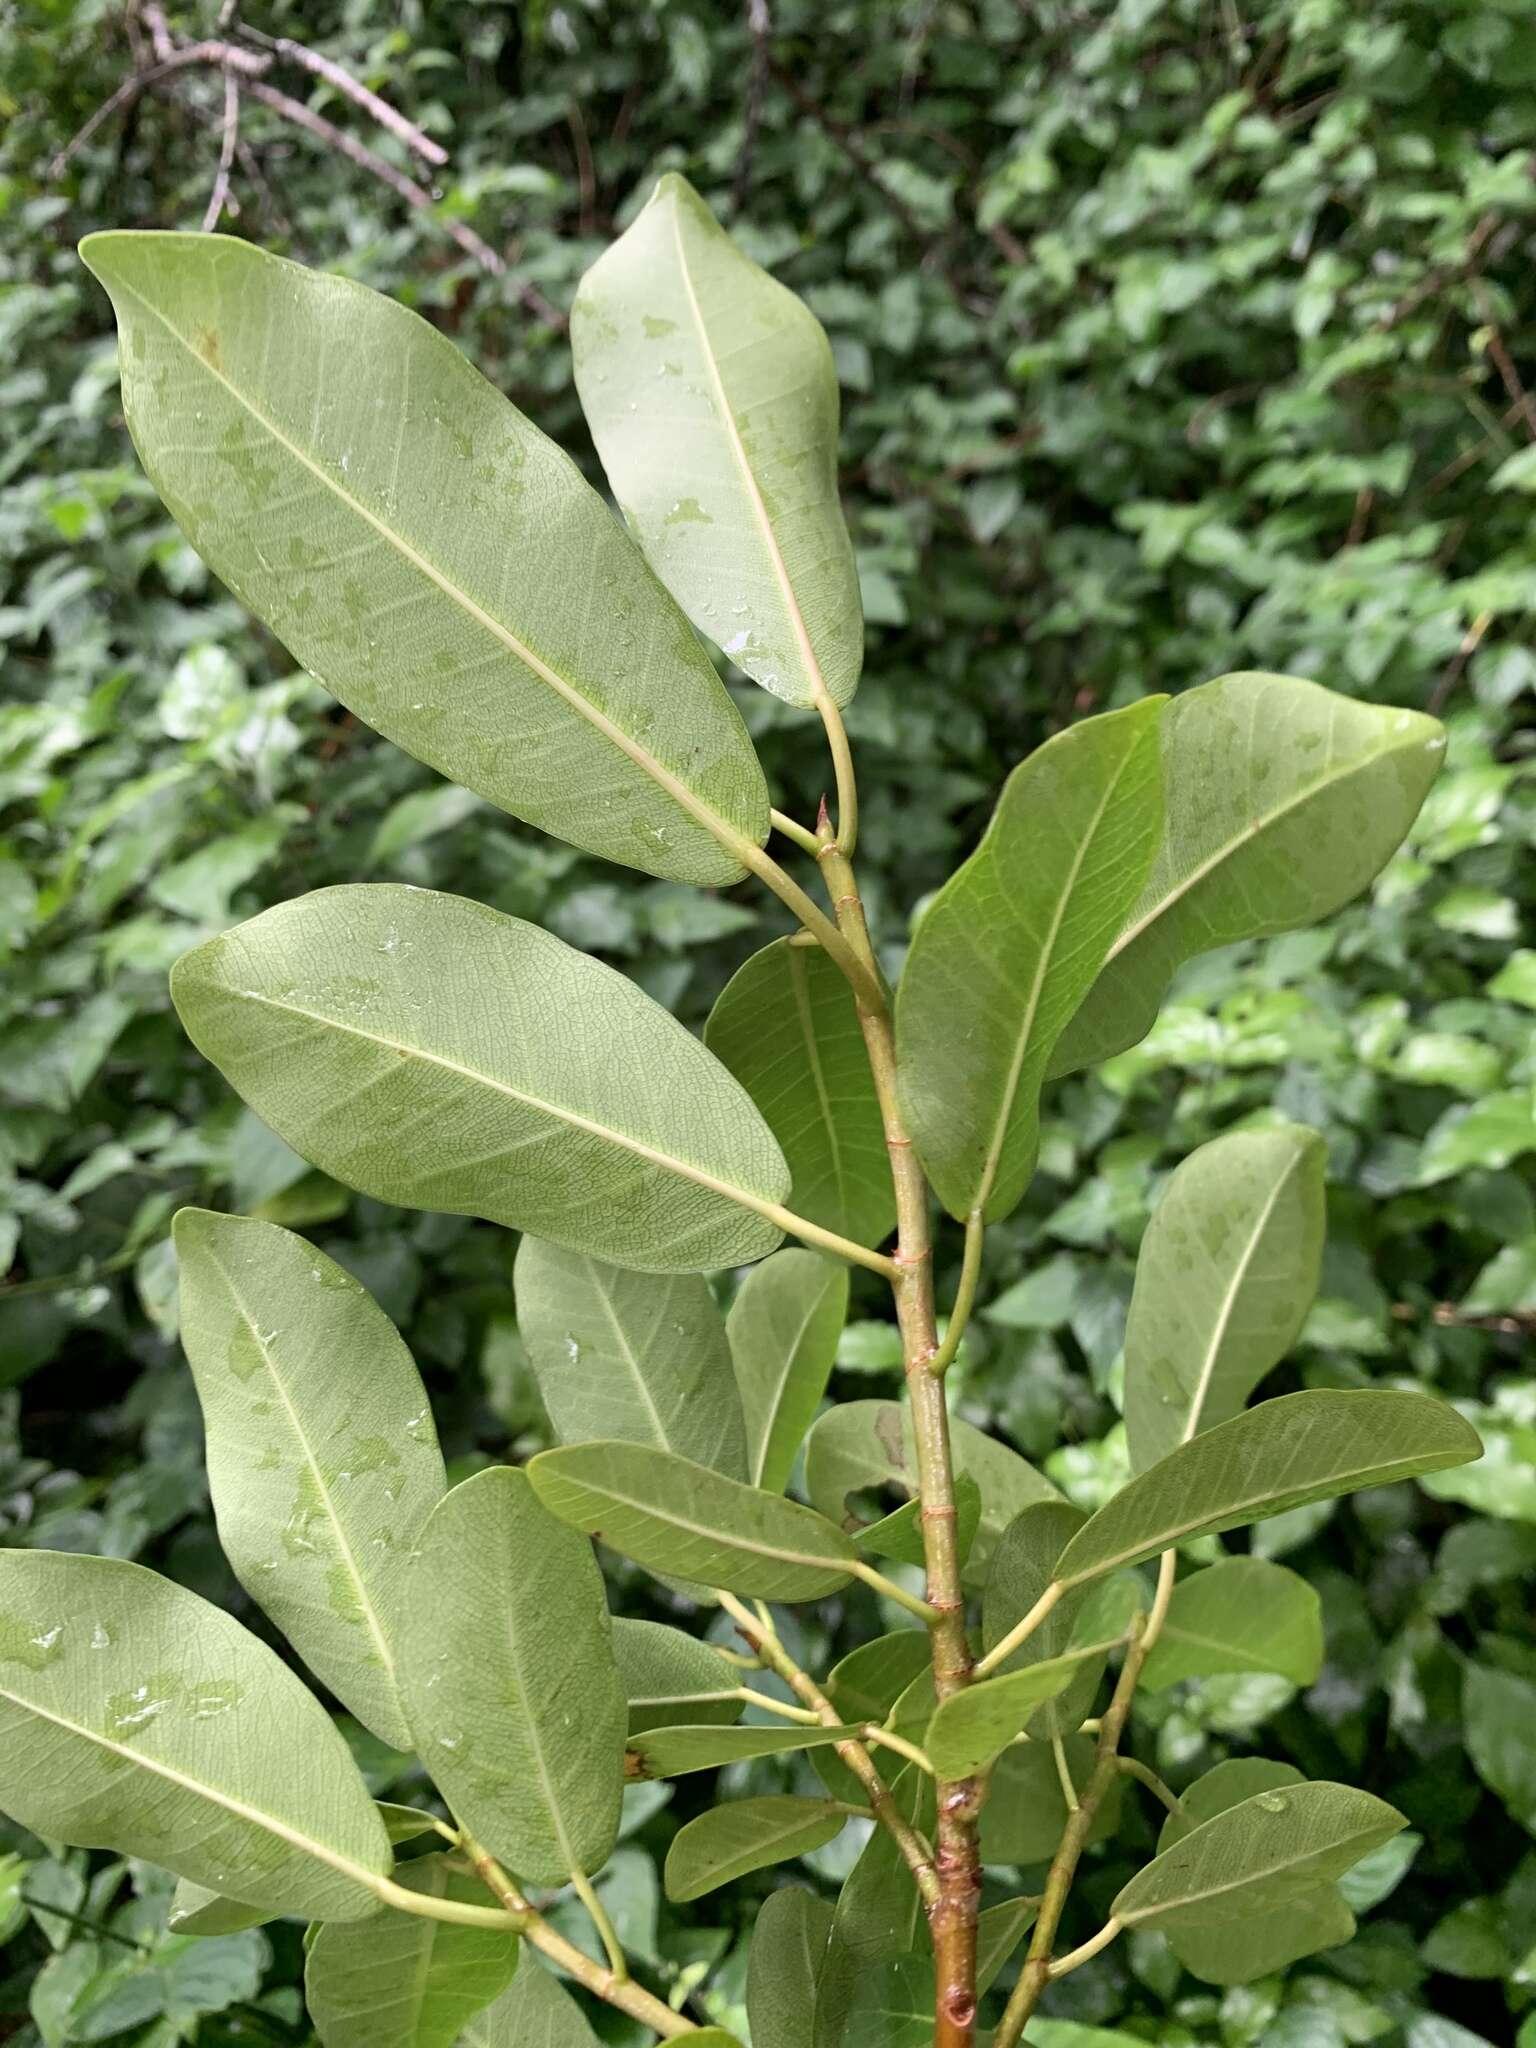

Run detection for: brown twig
[[1427, 608, 1492, 716], [1471, 278, 1536, 444], [566, 101, 597, 237], [735, 0, 773, 206], [49, 42, 268, 175], [200, 68, 241, 232], [242, 30, 449, 167]]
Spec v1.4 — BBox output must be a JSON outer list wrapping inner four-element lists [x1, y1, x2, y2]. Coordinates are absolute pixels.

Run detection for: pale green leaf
[[174, 1209, 445, 1751], [707, 942, 893, 1247], [400, 1468, 625, 1886], [925, 1630, 1130, 1778], [1152, 1759, 1355, 1985], [1053, 674, 1446, 1073], [81, 231, 768, 885], [1140, 1558, 1324, 1692], [728, 1250, 849, 1492], [664, 1796, 845, 1902], [1056, 1389, 1482, 1587], [514, 1237, 746, 1476], [306, 1854, 517, 2048], [982, 1500, 1101, 1739], [897, 699, 1165, 1220], [459, 1963, 598, 2048], [528, 1441, 856, 1600], [167, 1883, 273, 1938], [573, 173, 862, 710], [0, 1551, 388, 1920], [1124, 1125, 1326, 1471], [627, 1720, 861, 1778], [1465, 1664, 1536, 1834], [748, 1887, 831, 2048], [171, 885, 789, 1273], [377, 1803, 444, 1845], [1114, 1780, 1403, 1934], [611, 1618, 743, 1734]]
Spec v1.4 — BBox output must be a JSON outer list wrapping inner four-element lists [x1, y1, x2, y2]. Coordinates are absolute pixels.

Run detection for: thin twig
[[49, 41, 269, 175], [201, 67, 241, 231], [241, 28, 449, 166], [735, 0, 773, 205], [1427, 609, 1492, 716]]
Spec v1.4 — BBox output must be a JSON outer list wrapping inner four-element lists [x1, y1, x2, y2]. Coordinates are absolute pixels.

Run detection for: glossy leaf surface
[[174, 1209, 444, 1750], [172, 885, 789, 1273], [573, 174, 862, 710], [82, 231, 769, 884]]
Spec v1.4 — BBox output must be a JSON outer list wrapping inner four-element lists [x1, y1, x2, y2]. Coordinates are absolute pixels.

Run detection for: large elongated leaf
[[728, 1250, 849, 1492], [0, 1551, 387, 1920], [611, 1618, 743, 1734], [664, 1796, 846, 1902], [1057, 1390, 1479, 1588], [460, 1963, 599, 2048], [707, 942, 893, 1248], [628, 1720, 861, 1778], [573, 174, 862, 711], [1113, 1781, 1404, 1933], [896, 701, 1164, 1221], [528, 1441, 856, 1600], [514, 1237, 747, 1476], [1152, 1761, 1355, 1985], [81, 231, 769, 885], [1140, 1559, 1324, 1692], [171, 885, 789, 1273], [748, 1888, 831, 2048], [1124, 1126, 1326, 1471], [174, 1210, 445, 1751], [400, 1468, 625, 1887], [1052, 673, 1446, 1073], [305, 1854, 518, 2048]]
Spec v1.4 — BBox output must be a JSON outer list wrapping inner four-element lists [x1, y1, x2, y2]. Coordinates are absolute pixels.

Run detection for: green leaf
[[707, 942, 893, 1248], [728, 1250, 849, 1492], [926, 1627, 1130, 1778], [842, 1955, 933, 2047], [896, 700, 1165, 1221], [167, 1883, 274, 1938], [173, 1210, 445, 1752], [976, 1897, 1039, 1991], [171, 885, 789, 1273], [813, 1760, 933, 2046], [0, 1550, 388, 1919], [748, 1888, 831, 2048], [1465, 1664, 1536, 1833], [1153, 1760, 1355, 1985], [611, 1618, 743, 1733], [982, 1500, 1100, 1738], [1053, 674, 1446, 1073], [80, 231, 768, 885], [855, 1473, 982, 1569], [572, 174, 862, 711], [627, 1720, 861, 1778], [376, 1803, 443, 1845], [1140, 1559, 1323, 1691], [981, 1735, 1120, 1865], [459, 1964, 598, 2048], [399, 1468, 625, 1886], [528, 1440, 857, 1599], [663, 1796, 846, 1902], [514, 1237, 747, 1476], [803, 1398, 1059, 1581], [1114, 1780, 1403, 1935], [305, 1853, 517, 2048], [1123, 1125, 1327, 1472], [1055, 1389, 1482, 1587]]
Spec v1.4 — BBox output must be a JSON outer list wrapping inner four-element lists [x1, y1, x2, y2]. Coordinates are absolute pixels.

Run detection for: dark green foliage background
[[1, 2, 1533, 2043]]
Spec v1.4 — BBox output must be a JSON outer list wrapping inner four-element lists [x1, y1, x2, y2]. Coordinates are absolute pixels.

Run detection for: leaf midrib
[[109, 264, 754, 870], [1123, 1818, 1385, 1925]]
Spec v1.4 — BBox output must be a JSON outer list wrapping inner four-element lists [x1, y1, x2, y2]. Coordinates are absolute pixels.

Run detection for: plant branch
[[736, 834, 885, 1010], [736, 1687, 823, 1724], [200, 67, 241, 232], [770, 805, 824, 855], [755, 1198, 899, 1278], [1048, 1915, 1124, 1978], [1117, 1755, 1182, 1816], [864, 1724, 937, 1775], [850, 1557, 942, 1621], [715, 1591, 941, 1906], [972, 1579, 1064, 1679], [815, 698, 860, 854], [928, 1210, 984, 1376], [571, 1869, 629, 1983], [236, 26, 448, 166], [458, 1833, 696, 2038]]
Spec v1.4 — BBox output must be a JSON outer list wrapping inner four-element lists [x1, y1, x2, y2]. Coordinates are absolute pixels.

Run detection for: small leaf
[[897, 699, 1165, 1221], [514, 1237, 747, 1476], [982, 1499, 1100, 1739], [82, 231, 769, 884], [1152, 1759, 1355, 1985], [1056, 1389, 1482, 1587], [976, 1897, 1039, 1991], [528, 1440, 856, 1600], [174, 1210, 445, 1751], [1123, 1126, 1326, 1472], [612, 1618, 743, 1734], [376, 1803, 443, 1845], [1140, 1559, 1324, 1692], [708, 942, 893, 1248], [0, 1550, 387, 1919], [815, 1634, 933, 1805], [1114, 1781, 1404, 1934], [305, 1853, 518, 2048], [573, 174, 863, 711], [748, 1887, 831, 2048], [925, 1631, 1129, 1779], [460, 1963, 598, 2048], [855, 1473, 982, 1569], [1053, 674, 1446, 1073], [171, 885, 789, 1273], [400, 1468, 625, 1886], [628, 1720, 861, 1778], [167, 1882, 273, 1938], [664, 1796, 846, 1901], [728, 1249, 850, 1492]]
